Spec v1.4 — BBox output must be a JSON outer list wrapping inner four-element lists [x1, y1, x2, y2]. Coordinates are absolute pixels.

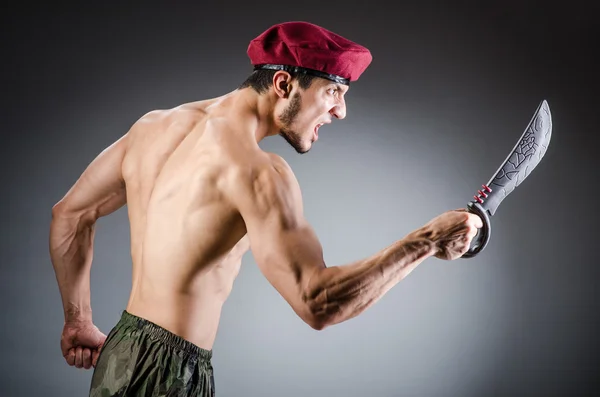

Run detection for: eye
[[327, 88, 337, 95]]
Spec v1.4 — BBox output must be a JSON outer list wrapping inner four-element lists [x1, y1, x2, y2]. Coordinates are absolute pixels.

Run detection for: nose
[[330, 98, 346, 120]]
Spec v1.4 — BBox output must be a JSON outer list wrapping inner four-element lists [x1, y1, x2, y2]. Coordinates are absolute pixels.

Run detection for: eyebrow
[[330, 83, 347, 93]]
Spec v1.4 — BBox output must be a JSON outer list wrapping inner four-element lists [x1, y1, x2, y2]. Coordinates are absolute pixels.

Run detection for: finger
[[60, 335, 72, 357], [459, 246, 470, 257], [92, 349, 101, 368], [61, 343, 69, 358], [475, 216, 483, 229], [468, 225, 479, 240], [82, 348, 93, 369], [65, 348, 76, 366], [458, 236, 471, 256], [467, 213, 483, 229], [75, 346, 84, 368]]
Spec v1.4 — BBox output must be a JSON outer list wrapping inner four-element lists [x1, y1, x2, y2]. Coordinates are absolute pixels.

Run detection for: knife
[[462, 99, 553, 258]]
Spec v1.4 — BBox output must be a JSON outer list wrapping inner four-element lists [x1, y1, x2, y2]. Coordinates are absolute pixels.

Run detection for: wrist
[[406, 227, 438, 257], [64, 302, 93, 324]]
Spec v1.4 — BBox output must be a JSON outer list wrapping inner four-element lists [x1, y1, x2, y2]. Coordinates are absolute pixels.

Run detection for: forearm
[[305, 230, 435, 329], [49, 207, 96, 323]]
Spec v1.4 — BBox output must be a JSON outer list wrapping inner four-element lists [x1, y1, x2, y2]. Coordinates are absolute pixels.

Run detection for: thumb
[[92, 330, 107, 348], [91, 334, 106, 368], [92, 347, 101, 368]]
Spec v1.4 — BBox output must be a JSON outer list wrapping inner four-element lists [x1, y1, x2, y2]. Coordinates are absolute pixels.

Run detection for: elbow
[[51, 200, 96, 225], [308, 318, 330, 331], [303, 313, 330, 331], [301, 300, 334, 331], [49, 202, 94, 252], [51, 201, 66, 219], [289, 297, 330, 331], [50, 202, 72, 230], [297, 271, 338, 331], [49, 202, 68, 250], [51, 200, 77, 221]]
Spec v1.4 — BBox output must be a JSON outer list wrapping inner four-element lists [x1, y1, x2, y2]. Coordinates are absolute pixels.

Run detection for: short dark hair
[[239, 68, 317, 94]]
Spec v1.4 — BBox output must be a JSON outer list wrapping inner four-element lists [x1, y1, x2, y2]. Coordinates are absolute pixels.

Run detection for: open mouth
[[314, 123, 324, 139]]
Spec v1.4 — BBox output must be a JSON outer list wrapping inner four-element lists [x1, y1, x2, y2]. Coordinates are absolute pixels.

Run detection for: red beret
[[247, 21, 372, 85]]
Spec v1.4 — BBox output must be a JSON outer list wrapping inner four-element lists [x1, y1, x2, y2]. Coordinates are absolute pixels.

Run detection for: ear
[[272, 71, 293, 99]]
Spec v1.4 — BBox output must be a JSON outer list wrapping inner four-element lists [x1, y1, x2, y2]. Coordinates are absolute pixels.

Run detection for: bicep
[[236, 166, 326, 322], [54, 134, 128, 220], [248, 213, 325, 298]]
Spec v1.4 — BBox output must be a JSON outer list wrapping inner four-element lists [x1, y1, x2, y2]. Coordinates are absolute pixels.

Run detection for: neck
[[233, 88, 280, 143]]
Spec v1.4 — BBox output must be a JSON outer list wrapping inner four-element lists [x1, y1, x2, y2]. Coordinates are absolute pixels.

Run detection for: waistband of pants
[[120, 310, 212, 361]]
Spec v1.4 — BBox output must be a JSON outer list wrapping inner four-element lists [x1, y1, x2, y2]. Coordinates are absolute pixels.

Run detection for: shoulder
[[134, 109, 169, 125], [132, 98, 219, 128], [257, 152, 300, 195], [124, 109, 168, 140], [131, 105, 202, 129], [239, 152, 299, 196], [229, 151, 303, 215], [264, 153, 296, 183]]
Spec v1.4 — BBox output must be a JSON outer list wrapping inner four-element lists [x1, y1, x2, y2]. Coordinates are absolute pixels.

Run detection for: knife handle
[[462, 201, 491, 258]]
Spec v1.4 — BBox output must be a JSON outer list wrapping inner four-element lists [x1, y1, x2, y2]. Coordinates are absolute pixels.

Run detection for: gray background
[[2, 1, 599, 396]]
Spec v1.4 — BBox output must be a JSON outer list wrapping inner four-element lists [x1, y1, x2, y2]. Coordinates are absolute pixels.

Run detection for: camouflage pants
[[89, 311, 215, 397]]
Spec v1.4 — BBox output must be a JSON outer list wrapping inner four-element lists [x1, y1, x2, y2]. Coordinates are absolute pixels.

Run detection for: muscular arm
[[49, 134, 128, 323], [233, 156, 436, 330]]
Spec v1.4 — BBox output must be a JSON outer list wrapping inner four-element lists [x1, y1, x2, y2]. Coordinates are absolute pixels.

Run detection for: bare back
[[122, 97, 254, 350]]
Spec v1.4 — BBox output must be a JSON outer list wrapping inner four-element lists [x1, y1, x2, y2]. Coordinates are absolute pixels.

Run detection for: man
[[49, 21, 482, 396]]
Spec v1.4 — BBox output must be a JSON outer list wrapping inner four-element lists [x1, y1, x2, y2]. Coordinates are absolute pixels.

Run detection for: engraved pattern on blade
[[482, 101, 552, 216]]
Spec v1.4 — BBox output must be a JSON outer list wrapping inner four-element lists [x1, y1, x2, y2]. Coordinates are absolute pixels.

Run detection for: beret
[[247, 21, 372, 85]]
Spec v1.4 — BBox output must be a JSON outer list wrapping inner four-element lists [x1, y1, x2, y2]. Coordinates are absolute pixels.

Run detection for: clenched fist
[[61, 320, 106, 369], [421, 209, 483, 260]]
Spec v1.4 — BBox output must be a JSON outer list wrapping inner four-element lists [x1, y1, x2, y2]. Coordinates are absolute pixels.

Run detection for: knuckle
[[466, 214, 478, 225]]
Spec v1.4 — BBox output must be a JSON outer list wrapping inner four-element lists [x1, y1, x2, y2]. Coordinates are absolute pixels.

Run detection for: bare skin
[[50, 71, 482, 370]]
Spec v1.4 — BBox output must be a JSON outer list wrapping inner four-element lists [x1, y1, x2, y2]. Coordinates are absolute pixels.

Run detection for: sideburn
[[279, 92, 302, 126], [278, 93, 307, 154]]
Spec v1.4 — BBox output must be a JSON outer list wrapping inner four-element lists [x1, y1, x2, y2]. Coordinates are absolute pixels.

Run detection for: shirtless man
[[49, 21, 482, 396]]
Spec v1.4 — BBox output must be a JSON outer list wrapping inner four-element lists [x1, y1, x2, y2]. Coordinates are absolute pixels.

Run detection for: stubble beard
[[278, 93, 310, 154]]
